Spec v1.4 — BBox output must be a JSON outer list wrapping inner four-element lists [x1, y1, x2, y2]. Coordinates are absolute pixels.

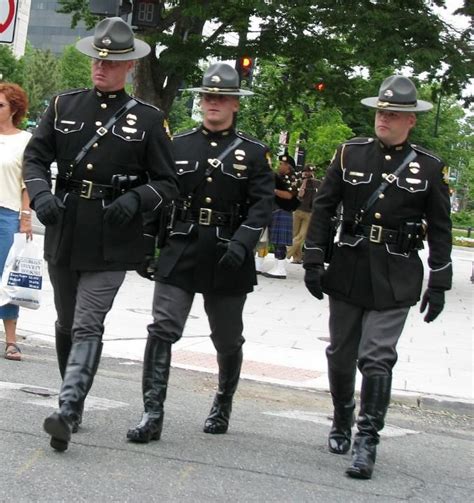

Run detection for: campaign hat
[[184, 63, 254, 96]]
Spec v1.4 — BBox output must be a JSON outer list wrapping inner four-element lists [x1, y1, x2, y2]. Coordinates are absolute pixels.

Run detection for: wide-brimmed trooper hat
[[361, 75, 433, 112], [76, 17, 150, 61], [278, 153, 296, 170], [185, 63, 254, 96]]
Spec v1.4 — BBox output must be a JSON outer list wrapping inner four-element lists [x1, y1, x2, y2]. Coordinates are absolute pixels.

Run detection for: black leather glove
[[136, 235, 157, 280], [136, 256, 158, 280], [104, 191, 140, 226], [304, 265, 324, 300], [33, 191, 65, 226], [217, 241, 247, 271], [419, 288, 445, 323]]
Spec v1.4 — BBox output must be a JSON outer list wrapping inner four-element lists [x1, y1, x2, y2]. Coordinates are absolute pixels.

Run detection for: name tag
[[349, 171, 364, 177], [233, 164, 247, 171], [405, 178, 422, 184]]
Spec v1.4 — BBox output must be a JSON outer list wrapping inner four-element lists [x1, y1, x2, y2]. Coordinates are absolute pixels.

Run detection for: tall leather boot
[[328, 368, 356, 454], [44, 339, 102, 452], [203, 348, 243, 434], [346, 375, 392, 479], [55, 322, 72, 379], [127, 337, 172, 443]]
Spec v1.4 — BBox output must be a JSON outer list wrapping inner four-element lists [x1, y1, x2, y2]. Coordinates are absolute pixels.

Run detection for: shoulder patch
[[265, 151, 272, 170], [442, 165, 450, 185], [344, 137, 374, 146], [410, 144, 443, 163], [236, 130, 268, 150]]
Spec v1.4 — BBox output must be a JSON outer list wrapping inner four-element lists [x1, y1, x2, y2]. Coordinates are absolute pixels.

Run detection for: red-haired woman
[[0, 82, 32, 361]]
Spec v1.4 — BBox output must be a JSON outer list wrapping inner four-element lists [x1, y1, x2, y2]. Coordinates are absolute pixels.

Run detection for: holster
[[111, 174, 144, 200], [396, 221, 425, 253]]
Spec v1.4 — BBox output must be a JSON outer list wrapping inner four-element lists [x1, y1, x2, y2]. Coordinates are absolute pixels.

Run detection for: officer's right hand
[[33, 191, 65, 226], [304, 265, 324, 300]]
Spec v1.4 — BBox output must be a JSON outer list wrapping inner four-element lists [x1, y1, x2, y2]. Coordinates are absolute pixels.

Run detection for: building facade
[[27, 0, 92, 55]]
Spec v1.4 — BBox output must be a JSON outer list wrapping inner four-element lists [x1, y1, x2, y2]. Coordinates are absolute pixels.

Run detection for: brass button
[[410, 187, 414, 191], [205, 197, 212, 204], [207, 177, 213, 182], [101, 103, 107, 109], [210, 141, 218, 147], [352, 179, 357, 183], [378, 193, 385, 199], [93, 143, 99, 148], [95, 121, 102, 126], [178, 168, 183, 173], [126, 136, 131, 140], [237, 173, 241, 177], [64, 128, 69, 132], [374, 212, 381, 219], [86, 163, 93, 170], [385, 155, 391, 161], [382, 173, 387, 178]]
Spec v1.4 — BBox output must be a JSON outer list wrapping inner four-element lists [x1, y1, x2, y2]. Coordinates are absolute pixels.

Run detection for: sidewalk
[[14, 235, 473, 411]]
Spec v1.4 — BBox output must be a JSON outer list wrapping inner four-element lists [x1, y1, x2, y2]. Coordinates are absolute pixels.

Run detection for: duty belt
[[62, 178, 114, 200], [182, 208, 234, 226], [354, 224, 399, 244]]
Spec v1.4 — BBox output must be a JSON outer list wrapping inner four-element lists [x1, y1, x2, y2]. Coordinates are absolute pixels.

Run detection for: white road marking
[[264, 410, 419, 437], [0, 381, 127, 410]]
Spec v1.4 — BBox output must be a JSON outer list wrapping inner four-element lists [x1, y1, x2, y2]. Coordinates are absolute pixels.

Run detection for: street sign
[[0, 0, 18, 44]]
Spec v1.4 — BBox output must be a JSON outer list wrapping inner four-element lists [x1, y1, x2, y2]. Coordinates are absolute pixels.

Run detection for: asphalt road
[[1, 341, 472, 502]]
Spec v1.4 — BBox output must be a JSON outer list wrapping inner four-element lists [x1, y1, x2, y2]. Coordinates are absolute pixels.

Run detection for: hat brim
[[361, 96, 433, 112], [76, 36, 151, 61], [183, 86, 254, 96]]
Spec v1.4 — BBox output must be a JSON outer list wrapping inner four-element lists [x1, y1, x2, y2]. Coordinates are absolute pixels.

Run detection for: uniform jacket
[[274, 172, 298, 212], [23, 88, 178, 271], [155, 125, 274, 294], [304, 137, 452, 310]]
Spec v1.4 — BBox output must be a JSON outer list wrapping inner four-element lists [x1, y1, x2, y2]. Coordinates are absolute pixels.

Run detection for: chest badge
[[234, 149, 246, 162], [126, 113, 137, 126], [409, 161, 420, 174]]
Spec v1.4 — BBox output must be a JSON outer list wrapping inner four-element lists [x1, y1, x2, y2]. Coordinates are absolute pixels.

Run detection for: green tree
[[20, 44, 60, 119], [57, 0, 472, 115], [58, 44, 91, 91], [0, 45, 24, 85]]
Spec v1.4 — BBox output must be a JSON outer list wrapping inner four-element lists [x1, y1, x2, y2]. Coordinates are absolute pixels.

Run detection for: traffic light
[[236, 56, 254, 86], [313, 80, 325, 92], [89, 0, 131, 17]]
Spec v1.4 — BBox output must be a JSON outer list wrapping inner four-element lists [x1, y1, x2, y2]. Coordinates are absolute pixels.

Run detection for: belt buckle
[[369, 225, 383, 243], [208, 158, 222, 169], [80, 180, 93, 199], [199, 208, 212, 225]]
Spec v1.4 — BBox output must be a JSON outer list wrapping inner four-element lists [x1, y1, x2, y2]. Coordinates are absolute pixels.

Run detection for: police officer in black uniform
[[303, 75, 452, 479], [127, 63, 274, 443], [23, 17, 178, 451]]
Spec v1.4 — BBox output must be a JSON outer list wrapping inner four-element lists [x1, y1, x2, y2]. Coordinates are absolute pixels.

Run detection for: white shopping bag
[[0, 233, 43, 310]]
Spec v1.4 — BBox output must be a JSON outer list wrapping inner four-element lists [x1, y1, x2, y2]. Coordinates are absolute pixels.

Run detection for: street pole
[[433, 87, 442, 137]]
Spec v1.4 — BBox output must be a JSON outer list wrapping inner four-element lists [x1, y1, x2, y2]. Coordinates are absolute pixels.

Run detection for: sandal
[[5, 343, 22, 361]]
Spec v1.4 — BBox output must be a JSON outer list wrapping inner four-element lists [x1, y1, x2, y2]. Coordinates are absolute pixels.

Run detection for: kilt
[[0, 207, 20, 320], [269, 209, 293, 246]]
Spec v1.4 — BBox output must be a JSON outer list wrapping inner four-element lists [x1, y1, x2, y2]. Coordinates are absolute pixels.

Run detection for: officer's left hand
[[217, 241, 247, 271], [104, 191, 140, 226], [419, 288, 445, 323], [136, 256, 157, 280]]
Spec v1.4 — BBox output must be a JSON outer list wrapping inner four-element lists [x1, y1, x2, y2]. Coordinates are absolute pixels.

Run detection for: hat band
[[92, 44, 135, 58], [201, 86, 240, 93], [377, 100, 417, 108]]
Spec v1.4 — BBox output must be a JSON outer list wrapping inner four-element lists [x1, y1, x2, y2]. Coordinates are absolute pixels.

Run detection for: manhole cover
[[20, 387, 57, 397]]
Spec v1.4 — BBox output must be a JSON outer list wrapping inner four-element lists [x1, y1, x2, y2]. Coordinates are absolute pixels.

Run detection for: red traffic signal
[[313, 81, 325, 92]]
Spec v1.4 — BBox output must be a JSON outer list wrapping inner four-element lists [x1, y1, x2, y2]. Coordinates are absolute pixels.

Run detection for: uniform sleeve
[[424, 161, 452, 290], [231, 147, 274, 252], [22, 98, 57, 204], [131, 111, 178, 213], [304, 146, 344, 265]]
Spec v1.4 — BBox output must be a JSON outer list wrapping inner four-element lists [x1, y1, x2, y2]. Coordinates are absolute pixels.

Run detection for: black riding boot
[[203, 348, 243, 434], [328, 368, 356, 455], [44, 339, 102, 452], [127, 338, 172, 443], [346, 375, 392, 479], [55, 322, 72, 379]]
